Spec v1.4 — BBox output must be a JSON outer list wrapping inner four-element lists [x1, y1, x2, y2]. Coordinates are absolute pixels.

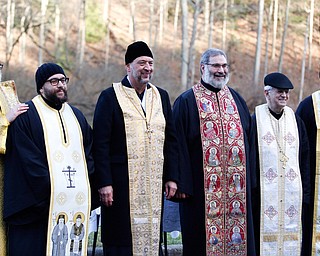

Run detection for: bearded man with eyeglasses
[[3, 62, 94, 256], [172, 48, 256, 255]]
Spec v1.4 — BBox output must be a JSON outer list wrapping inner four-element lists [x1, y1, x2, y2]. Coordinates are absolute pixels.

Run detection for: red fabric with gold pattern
[[193, 83, 247, 255]]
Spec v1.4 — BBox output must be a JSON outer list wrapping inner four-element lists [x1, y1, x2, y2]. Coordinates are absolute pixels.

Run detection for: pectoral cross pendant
[[146, 123, 153, 143], [280, 151, 289, 169]]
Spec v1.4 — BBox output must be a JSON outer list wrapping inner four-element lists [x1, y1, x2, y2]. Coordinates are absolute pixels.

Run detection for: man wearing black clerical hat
[[3, 62, 93, 256], [92, 41, 179, 255], [252, 71, 310, 255], [264, 71, 294, 90]]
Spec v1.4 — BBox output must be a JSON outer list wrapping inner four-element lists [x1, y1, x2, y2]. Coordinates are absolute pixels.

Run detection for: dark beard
[[45, 90, 68, 105]]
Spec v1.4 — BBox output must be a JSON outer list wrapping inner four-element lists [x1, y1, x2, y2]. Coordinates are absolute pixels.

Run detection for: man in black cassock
[[172, 48, 256, 255], [3, 63, 94, 256], [252, 72, 310, 255], [92, 41, 179, 256], [296, 86, 320, 256]]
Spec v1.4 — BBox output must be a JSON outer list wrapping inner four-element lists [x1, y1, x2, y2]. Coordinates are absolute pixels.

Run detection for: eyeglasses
[[204, 63, 229, 69], [46, 77, 69, 86]]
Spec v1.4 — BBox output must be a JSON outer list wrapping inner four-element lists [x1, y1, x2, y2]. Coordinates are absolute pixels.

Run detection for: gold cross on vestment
[[146, 123, 153, 143], [280, 151, 289, 169]]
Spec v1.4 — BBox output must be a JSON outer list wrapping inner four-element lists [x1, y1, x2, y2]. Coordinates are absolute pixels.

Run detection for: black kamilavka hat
[[125, 41, 153, 65], [264, 72, 294, 89]]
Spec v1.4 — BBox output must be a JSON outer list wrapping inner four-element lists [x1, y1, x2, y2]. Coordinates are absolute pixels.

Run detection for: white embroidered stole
[[32, 95, 91, 256], [193, 83, 247, 256], [113, 83, 165, 256], [312, 91, 320, 255], [256, 104, 302, 256]]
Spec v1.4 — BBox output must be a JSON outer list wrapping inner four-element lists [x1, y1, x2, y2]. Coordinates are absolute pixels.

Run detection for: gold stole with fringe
[[32, 95, 91, 256], [113, 82, 165, 256], [193, 83, 247, 256], [312, 91, 320, 255], [256, 104, 302, 256], [0, 80, 20, 256]]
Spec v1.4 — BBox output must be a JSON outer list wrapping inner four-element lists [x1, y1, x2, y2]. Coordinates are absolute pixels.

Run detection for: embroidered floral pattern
[[264, 206, 278, 219]]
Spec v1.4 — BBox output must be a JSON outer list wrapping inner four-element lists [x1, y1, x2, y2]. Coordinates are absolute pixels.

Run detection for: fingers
[[98, 186, 113, 207], [6, 103, 29, 122], [174, 192, 189, 199], [165, 181, 177, 199], [17, 103, 29, 113]]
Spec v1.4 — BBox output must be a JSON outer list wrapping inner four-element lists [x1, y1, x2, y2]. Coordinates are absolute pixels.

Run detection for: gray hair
[[200, 48, 227, 75], [264, 85, 273, 91], [200, 48, 227, 65]]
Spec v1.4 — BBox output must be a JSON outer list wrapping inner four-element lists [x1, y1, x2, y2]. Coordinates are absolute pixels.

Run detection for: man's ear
[[126, 64, 131, 73]]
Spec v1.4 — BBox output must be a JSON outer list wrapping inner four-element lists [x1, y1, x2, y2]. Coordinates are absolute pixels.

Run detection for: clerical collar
[[201, 79, 221, 93], [40, 95, 63, 110], [124, 76, 150, 101], [268, 108, 283, 120]]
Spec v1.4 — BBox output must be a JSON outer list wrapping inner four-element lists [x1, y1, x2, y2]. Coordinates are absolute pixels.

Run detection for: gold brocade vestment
[[113, 82, 165, 256], [0, 80, 20, 256]]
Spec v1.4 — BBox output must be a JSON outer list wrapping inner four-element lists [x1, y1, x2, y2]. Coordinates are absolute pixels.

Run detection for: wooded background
[[0, 0, 319, 124]]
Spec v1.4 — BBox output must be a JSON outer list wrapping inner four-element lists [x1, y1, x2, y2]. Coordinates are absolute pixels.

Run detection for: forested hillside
[[0, 0, 319, 123]]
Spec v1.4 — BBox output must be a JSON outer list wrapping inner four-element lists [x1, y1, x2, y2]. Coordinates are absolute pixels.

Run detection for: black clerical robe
[[92, 77, 179, 252], [3, 99, 94, 255], [252, 109, 310, 255], [296, 95, 316, 256], [172, 82, 256, 256]]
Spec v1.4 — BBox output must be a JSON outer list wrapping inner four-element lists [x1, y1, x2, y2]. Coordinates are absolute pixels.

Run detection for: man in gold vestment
[[0, 63, 28, 255], [93, 41, 179, 256]]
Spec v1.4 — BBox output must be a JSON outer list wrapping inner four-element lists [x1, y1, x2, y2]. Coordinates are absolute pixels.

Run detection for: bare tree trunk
[[104, 0, 110, 70], [271, 0, 278, 60], [159, 0, 164, 44], [253, 0, 264, 87], [54, 0, 61, 59], [208, 0, 215, 48], [172, 0, 180, 42], [188, 0, 202, 88], [19, 1, 30, 65], [299, 14, 309, 103], [6, 0, 15, 68], [129, 0, 136, 41], [222, 0, 228, 50], [0, 63, 3, 82], [163, 0, 168, 36], [149, 0, 154, 45], [171, 0, 180, 59], [264, 1, 273, 76], [204, 0, 209, 37], [180, 0, 189, 89], [39, 0, 48, 65], [278, 0, 290, 72], [308, 0, 314, 70], [76, 0, 86, 69], [156, 0, 169, 46]]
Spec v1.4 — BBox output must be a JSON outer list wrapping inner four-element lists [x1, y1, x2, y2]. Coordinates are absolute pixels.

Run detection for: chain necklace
[[267, 106, 289, 169], [122, 85, 154, 143]]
